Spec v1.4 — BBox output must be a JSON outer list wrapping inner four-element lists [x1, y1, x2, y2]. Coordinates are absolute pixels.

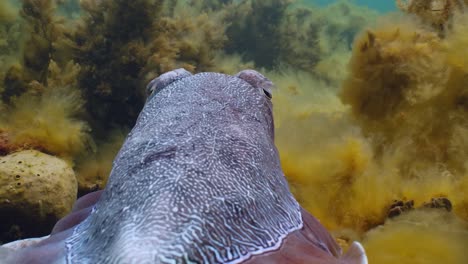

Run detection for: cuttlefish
[[0, 69, 367, 264]]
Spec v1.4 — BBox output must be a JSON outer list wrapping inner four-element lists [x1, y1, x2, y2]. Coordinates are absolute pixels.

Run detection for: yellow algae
[[2, 90, 88, 161], [272, 7, 468, 254], [0, 61, 89, 161], [270, 69, 394, 232], [75, 131, 126, 193], [270, 70, 345, 120], [341, 16, 448, 129], [364, 210, 468, 264], [277, 120, 397, 232]]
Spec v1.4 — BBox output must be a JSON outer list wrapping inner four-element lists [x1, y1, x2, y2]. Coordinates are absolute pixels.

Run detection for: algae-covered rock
[[0, 150, 77, 243]]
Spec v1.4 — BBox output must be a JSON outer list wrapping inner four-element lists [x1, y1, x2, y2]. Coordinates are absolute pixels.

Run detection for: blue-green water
[[310, 0, 397, 13]]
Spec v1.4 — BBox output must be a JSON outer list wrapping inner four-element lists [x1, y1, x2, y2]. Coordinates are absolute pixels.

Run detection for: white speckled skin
[[65, 70, 302, 263]]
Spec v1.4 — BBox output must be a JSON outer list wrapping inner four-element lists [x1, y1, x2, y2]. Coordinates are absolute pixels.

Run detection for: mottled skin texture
[[0, 69, 366, 264]]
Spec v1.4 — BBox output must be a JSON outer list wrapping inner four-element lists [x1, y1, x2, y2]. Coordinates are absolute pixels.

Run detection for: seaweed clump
[[341, 14, 467, 181], [75, 0, 227, 136], [397, 0, 468, 32], [74, 0, 164, 134], [280, 1, 377, 81], [1, 61, 89, 160], [146, 1, 227, 74], [224, 0, 291, 68], [273, 1, 468, 246], [0, 0, 89, 160], [222, 0, 377, 80], [2, 0, 77, 101], [20, 0, 58, 85], [0, 1, 23, 101], [8, 0, 75, 92], [311, 1, 468, 240]]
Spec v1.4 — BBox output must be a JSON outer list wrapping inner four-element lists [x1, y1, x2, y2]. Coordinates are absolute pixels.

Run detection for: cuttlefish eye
[[263, 88, 273, 99], [146, 68, 193, 97], [235, 69, 274, 99]]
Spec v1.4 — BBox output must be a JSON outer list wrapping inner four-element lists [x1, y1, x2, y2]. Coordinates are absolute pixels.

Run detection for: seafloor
[[0, 0, 467, 263]]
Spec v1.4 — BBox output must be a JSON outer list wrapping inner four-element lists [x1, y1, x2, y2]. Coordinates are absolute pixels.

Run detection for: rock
[[0, 150, 77, 243], [388, 200, 415, 218], [387, 197, 453, 220], [423, 197, 452, 212]]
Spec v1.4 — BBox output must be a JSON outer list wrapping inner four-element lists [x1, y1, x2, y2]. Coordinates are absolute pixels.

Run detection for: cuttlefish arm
[[0, 190, 103, 264]]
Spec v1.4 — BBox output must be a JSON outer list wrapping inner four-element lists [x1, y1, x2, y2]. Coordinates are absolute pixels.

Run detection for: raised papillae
[[0, 69, 367, 264]]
